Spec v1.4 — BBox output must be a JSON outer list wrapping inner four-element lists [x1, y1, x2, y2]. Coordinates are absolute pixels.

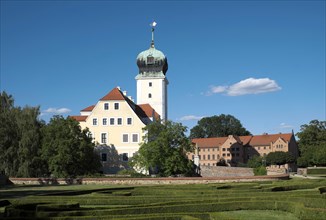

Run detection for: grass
[[0, 178, 325, 219]]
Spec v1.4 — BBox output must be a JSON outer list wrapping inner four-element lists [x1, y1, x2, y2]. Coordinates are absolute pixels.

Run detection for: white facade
[[136, 76, 168, 121]]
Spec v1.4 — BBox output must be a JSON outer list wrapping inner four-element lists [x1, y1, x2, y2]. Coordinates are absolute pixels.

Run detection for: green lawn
[[1, 178, 325, 219]]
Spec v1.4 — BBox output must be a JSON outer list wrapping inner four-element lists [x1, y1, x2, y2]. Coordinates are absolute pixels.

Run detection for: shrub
[[253, 166, 267, 176]]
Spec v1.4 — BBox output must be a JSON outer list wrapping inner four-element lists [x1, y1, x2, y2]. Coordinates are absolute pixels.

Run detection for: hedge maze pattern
[[1, 178, 325, 219]]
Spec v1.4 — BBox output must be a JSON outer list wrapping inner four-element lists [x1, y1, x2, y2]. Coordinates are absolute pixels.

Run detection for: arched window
[[148, 93, 152, 98]]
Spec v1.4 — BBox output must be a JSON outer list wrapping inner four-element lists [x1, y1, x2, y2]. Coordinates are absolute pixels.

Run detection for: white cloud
[[208, 78, 281, 96], [43, 107, 71, 115], [280, 122, 294, 129], [179, 115, 205, 121]]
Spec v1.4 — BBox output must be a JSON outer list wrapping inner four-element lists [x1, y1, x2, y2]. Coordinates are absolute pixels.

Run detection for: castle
[[71, 23, 168, 173]]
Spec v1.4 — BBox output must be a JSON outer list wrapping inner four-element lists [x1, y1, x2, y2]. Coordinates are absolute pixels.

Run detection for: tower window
[[147, 56, 154, 64], [127, 118, 132, 125], [148, 93, 152, 98], [114, 103, 119, 110], [102, 118, 107, 126], [104, 103, 109, 110], [93, 118, 97, 126], [149, 82, 152, 87]]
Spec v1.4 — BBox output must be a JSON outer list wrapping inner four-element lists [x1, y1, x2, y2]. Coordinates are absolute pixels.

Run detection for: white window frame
[[101, 132, 108, 144], [122, 133, 129, 143], [132, 133, 139, 143], [102, 117, 108, 126], [104, 103, 109, 110], [114, 102, 119, 110], [109, 117, 115, 126], [117, 117, 123, 126], [127, 117, 133, 125], [92, 118, 98, 126]]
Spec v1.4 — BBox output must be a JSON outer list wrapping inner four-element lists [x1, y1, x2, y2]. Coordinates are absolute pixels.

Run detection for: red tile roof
[[70, 116, 88, 122], [136, 104, 160, 119], [192, 137, 228, 147], [81, 105, 95, 112], [192, 133, 293, 148], [249, 133, 293, 146], [100, 88, 125, 101]]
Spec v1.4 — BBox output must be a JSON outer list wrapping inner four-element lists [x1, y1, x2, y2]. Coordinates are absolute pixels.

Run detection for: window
[[222, 148, 226, 151], [212, 148, 215, 151], [102, 118, 107, 126], [222, 153, 226, 157], [114, 103, 119, 110], [203, 155, 206, 160], [104, 103, 109, 110], [264, 146, 266, 150], [212, 155, 215, 160], [110, 118, 115, 125], [122, 134, 128, 143], [198, 155, 201, 160], [236, 148, 240, 151], [192, 155, 194, 160], [258, 147, 260, 150], [208, 148, 210, 152], [117, 118, 122, 125], [227, 153, 230, 157], [208, 155, 210, 160], [122, 153, 128, 162], [148, 93, 152, 98], [101, 133, 107, 144], [93, 118, 97, 126], [232, 153, 235, 157], [147, 56, 154, 64], [101, 153, 107, 162], [149, 82, 152, 87], [203, 148, 205, 152], [127, 118, 132, 125], [132, 134, 139, 143]]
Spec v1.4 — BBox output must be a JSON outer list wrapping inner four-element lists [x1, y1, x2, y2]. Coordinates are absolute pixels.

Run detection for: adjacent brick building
[[189, 132, 299, 170]]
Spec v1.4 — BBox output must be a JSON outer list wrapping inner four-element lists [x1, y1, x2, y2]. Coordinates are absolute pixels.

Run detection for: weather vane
[[150, 21, 157, 47]]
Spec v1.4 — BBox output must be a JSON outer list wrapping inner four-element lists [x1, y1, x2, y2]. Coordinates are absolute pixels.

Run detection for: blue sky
[[1, 0, 325, 136]]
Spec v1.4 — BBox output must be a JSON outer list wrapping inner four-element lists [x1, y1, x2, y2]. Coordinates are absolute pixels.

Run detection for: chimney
[[123, 91, 127, 96], [116, 86, 120, 90]]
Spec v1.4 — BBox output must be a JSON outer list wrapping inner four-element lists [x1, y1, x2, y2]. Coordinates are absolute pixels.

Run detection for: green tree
[[0, 92, 45, 177], [247, 155, 264, 168], [41, 116, 101, 177], [266, 151, 295, 166], [130, 120, 195, 177], [190, 114, 251, 138], [296, 120, 326, 167]]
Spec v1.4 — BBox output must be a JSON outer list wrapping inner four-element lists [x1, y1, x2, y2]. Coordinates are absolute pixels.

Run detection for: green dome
[[136, 44, 168, 75]]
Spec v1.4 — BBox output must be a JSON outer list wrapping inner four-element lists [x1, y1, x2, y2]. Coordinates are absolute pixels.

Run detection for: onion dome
[[136, 22, 168, 75]]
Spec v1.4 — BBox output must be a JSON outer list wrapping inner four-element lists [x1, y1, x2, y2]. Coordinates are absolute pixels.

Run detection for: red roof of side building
[[136, 104, 160, 119], [239, 135, 253, 145], [81, 105, 95, 112], [249, 133, 293, 146], [70, 116, 88, 122], [100, 87, 125, 101], [192, 137, 228, 147]]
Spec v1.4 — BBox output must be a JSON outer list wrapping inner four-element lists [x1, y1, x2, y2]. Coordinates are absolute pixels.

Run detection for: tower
[[136, 22, 168, 121]]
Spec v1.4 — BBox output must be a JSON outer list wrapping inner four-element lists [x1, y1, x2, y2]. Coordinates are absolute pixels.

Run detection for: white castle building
[[71, 24, 168, 173]]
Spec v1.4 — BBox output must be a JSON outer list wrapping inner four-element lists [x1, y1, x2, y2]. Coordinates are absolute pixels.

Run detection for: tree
[[247, 155, 264, 168], [130, 120, 195, 177], [296, 120, 326, 167], [266, 151, 295, 166], [41, 116, 101, 177], [190, 114, 251, 139], [0, 92, 45, 177]]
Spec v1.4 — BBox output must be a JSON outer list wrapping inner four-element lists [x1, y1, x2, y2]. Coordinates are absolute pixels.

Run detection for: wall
[[9, 175, 289, 185], [200, 166, 254, 177]]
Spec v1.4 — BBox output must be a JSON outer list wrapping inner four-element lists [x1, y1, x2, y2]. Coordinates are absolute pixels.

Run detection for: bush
[[307, 168, 326, 175], [253, 166, 267, 176]]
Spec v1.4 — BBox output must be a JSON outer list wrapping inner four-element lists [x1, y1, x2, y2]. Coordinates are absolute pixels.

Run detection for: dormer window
[[147, 56, 154, 65]]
